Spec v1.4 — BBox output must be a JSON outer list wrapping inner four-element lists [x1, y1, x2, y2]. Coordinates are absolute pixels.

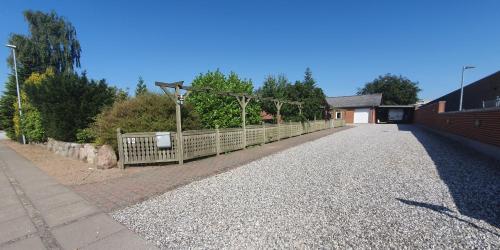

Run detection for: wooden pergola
[[155, 81, 304, 164]]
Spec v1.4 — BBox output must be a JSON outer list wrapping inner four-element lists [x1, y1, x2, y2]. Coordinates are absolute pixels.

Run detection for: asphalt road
[[113, 124, 500, 249]]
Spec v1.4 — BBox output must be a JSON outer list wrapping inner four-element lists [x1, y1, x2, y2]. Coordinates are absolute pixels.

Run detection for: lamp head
[[464, 66, 475, 70], [5, 44, 16, 49]]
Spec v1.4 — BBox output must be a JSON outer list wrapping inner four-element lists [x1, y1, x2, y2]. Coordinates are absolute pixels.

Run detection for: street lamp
[[459, 65, 475, 111], [6, 44, 26, 144]]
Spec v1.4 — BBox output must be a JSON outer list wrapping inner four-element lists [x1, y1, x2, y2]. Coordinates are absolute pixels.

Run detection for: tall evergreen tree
[[135, 76, 147, 96], [257, 68, 328, 122]]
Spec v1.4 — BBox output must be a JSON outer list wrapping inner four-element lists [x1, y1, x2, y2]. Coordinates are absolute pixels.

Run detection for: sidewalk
[[73, 126, 352, 212], [0, 143, 157, 249]]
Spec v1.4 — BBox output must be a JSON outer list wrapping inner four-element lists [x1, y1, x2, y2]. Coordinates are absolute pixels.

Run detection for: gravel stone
[[112, 124, 500, 249]]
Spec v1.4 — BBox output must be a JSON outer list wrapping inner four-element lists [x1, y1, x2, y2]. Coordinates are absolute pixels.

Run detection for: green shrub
[[92, 92, 200, 150], [22, 108, 45, 142], [24, 72, 116, 142], [76, 128, 96, 143]]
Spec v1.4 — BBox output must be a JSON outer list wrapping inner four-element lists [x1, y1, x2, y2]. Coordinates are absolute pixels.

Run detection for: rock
[[79, 147, 87, 161], [84, 144, 98, 165], [47, 138, 55, 151], [96, 145, 117, 169], [70, 143, 81, 159]]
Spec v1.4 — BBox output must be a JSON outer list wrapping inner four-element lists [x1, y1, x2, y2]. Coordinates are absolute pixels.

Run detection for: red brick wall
[[414, 101, 500, 147]]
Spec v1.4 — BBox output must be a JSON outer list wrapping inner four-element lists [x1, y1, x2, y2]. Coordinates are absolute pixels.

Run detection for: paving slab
[[19, 178, 60, 192], [52, 213, 124, 250], [24, 184, 71, 201], [31, 191, 85, 212], [0, 192, 19, 209], [0, 143, 158, 249], [1, 235, 45, 250], [0, 203, 26, 223], [0, 216, 36, 244], [42, 200, 101, 228], [82, 229, 157, 250]]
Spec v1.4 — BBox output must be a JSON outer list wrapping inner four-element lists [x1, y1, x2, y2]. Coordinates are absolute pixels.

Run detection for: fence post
[[261, 123, 266, 145], [277, 121, 281, 141], [116, 128, 124, 169], [215, 125, 220, 155]]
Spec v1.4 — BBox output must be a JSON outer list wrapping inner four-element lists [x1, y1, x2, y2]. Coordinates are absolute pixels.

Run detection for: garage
[[375, 105, 415, 123], [326, 94, 382, 124], [353, 108, 370, 123]]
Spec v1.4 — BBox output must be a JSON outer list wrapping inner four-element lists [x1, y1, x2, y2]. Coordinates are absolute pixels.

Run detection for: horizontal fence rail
[[117, 119, 345, 168]]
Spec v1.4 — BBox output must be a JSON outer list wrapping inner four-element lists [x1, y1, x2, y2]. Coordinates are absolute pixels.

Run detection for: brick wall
[[414, 101, 500, 147]]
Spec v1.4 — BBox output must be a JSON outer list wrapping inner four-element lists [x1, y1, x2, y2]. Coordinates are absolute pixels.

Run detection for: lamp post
[[6, 44, 26, 144], [459, 65, 475, 111]]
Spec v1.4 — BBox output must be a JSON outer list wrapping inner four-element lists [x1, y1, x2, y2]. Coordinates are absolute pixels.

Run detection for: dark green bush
[[92, 92, 201, 150], [24, 72, 116, 142], [76, 128, 96, 143]]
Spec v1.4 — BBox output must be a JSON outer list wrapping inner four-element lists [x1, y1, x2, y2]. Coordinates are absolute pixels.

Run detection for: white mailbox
[[156, 132, 171, 149]]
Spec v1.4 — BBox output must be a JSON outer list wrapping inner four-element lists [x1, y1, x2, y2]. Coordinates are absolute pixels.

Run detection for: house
[[327, 93, 415, 124], [426, 70, 500, 111], [260, 111, 274, 123], [326, 94, 382, 123]]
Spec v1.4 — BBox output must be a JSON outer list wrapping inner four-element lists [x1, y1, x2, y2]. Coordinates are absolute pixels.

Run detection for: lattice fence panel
[[183, 132, 217, 160], [220, 129, 244, 152], [265, 126, 279, 142], [120, 132, 178, 164], [246, 127, 264, 146], [334, 119, 345, 127]]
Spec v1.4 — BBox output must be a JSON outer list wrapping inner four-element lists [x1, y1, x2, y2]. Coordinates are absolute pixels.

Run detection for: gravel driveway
[[112, 124, 500, 249]]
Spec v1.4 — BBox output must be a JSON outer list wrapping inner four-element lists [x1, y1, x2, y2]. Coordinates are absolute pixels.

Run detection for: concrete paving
[[0, 143, 157, 250]]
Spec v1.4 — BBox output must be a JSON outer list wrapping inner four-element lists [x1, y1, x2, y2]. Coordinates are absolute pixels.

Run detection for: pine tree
[[135, 76, 147, 96]]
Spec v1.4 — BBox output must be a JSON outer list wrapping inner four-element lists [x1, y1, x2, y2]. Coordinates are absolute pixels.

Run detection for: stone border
[[44, 138, 117, 169]]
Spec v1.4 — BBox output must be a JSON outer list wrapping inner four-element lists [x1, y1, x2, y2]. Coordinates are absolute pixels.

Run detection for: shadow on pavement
[[396, 198, 499, 236], [396, 124, 500, 229]]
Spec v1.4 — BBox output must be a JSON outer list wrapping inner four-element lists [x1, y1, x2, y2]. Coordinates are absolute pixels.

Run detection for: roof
[[379, 105, 416, 108], [424, 70, 500, 112], [326, 93, 382, 108]]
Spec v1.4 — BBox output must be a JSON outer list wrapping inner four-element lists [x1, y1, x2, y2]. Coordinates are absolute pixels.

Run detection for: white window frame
[[335, 111, 342, 119]]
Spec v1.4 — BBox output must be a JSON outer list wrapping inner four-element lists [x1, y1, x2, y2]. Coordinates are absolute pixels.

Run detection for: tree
[[135, 76, 147, 96], [91, 93, 200, 150], [0, 76, 18, 139], [358, 74, 421, 105], [24, 72, 116, 141], [187, 70, 261, 128], [257, 68, 328, 122], [7, 10, 81, 77], [1, 10, 83, 140], [257, 74, 290, 116], [12, 70, 54, 142], [293, 68, 328, 120]]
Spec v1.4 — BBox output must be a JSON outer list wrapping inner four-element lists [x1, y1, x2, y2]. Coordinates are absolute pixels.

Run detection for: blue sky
[[1, 0, 499, 100]]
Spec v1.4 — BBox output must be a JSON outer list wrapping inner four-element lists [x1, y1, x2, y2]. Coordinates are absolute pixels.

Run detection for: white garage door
[[353, 108, 370, 123]]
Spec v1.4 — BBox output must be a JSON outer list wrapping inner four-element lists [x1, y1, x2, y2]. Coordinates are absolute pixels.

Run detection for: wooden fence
[[116, 119, 345, 168]]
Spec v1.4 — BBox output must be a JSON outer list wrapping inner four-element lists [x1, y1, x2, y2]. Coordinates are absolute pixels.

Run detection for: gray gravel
[[112, 124, 500, 249]]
